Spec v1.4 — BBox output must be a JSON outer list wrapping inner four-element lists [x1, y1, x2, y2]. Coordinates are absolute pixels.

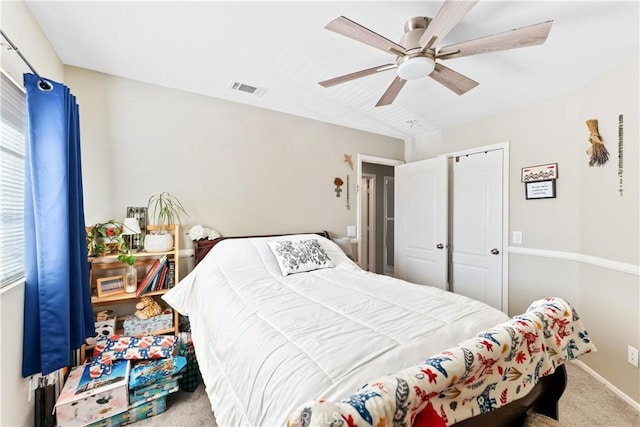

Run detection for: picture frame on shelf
[[96, 275, 126, 297], [525, 179, 556, 200]]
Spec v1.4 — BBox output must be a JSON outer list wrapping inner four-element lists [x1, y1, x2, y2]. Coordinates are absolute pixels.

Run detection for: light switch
[[512, 231, 523, 244], [347, 226, 356, 237]]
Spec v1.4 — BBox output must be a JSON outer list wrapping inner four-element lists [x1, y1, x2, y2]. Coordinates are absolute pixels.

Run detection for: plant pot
[[144, 233, 173, 253], [96, 236, 120, 255]]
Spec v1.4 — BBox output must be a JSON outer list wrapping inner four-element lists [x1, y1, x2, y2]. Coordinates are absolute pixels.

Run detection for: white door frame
[[383, 175, 395, 276], [361, 173, 376, 271], [441, 141, 510, 313], [357, 154, 404, 268]]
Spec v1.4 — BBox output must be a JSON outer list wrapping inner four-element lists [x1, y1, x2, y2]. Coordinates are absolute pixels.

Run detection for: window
[[0, 71, 26, 288]]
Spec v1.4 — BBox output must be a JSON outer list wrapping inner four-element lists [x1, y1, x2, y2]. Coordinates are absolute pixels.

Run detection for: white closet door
[[395, 157, 448, 289], [449, 149, 503, 309]]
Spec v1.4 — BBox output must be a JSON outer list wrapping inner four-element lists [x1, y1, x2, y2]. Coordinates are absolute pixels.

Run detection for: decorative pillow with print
[[267, 239, 335, 276]]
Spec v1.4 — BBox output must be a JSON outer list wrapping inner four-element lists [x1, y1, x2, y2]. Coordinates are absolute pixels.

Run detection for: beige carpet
[[559, 362, 639, 427], [135, 361, 639, 426]]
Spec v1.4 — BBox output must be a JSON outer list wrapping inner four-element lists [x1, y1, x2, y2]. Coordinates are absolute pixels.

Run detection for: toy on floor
[[86, 310, 116, 346], [96, 310, 114, 322], [135, 296, 162, 320]]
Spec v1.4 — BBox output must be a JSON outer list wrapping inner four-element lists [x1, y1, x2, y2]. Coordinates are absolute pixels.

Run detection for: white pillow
[[267, 239, 335, 276], [332, 237, 353, 258]]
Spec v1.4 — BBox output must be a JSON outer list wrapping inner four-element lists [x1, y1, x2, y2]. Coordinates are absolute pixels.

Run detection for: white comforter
[[163, 235, 508, 427]]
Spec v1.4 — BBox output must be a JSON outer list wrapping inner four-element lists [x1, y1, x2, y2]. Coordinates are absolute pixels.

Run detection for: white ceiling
[[25, 1, 639, 140]]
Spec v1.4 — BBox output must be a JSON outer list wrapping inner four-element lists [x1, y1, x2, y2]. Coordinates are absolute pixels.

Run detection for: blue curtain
[[22, 74, 95, 377]]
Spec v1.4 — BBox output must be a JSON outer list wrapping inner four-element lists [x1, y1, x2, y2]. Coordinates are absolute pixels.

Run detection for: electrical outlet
[[628, 345, 639, 368]]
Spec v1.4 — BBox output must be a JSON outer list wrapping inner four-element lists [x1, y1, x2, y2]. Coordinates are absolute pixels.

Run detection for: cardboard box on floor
[[86, 395, 168, 427], [56, 355, 186, 426], [55, 360, 130, 426]]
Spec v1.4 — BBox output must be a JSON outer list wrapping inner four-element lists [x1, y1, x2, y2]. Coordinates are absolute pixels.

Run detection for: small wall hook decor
[[334, 177, 344, 197], [344, 154, 353, 171], [585, 119, 609, 166]]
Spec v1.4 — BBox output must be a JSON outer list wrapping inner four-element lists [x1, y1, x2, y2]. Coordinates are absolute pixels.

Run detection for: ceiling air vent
[[229, 81, 267, 97]]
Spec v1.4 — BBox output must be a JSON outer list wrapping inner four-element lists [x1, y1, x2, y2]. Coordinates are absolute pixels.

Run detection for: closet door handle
[[436, 243, 444, 249], [491, 248, 500, 255]]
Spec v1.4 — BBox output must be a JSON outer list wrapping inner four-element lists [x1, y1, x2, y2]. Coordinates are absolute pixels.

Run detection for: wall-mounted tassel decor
[[618, 114, 623, 195], [585, 119, 609, 166], [346, 175, 350, 210]]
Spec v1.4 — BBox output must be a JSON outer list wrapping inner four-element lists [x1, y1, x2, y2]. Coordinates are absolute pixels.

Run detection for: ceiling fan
[[319, 0, 553, 107]]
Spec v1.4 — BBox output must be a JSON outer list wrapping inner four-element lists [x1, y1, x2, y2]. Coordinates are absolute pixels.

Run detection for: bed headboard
[[193, 231, 331, 266]]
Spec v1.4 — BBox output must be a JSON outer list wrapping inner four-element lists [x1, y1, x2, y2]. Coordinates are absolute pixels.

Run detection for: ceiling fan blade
[[437, 20, 554, 59], [319, 64, 396, 88], [326, 16, 407, 56], [429, 63, 479, 95], [375, 76, 407, 107], [419, 0, 478, 50]]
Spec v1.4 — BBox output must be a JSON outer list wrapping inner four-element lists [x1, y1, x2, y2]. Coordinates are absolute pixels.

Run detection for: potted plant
[[118, 253, 137, 293], [86, 220, 127, 256], [144, 192, 189, 252]]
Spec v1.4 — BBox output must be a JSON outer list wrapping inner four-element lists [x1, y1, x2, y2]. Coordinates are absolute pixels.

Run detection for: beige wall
[[406, 58, 640, 403], [2, 0, 638, 417], [64, 66, 404, 246], [0, 1, 65, 426], [0, 1, 64, 86]]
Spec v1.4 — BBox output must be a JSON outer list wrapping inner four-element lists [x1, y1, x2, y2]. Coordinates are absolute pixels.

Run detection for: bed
[[163, 232, 586, 427]]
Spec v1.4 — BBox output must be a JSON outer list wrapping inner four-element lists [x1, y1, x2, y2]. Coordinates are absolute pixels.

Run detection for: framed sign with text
[[525, 180, 556, 200]]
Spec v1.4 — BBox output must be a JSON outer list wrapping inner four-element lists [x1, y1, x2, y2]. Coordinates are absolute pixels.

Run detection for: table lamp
[[122, 217, 142, 253]]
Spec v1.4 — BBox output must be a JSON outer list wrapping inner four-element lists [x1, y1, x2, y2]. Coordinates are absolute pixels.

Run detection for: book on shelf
[[151, 264, 164, 292], [136, 255, 167, 297], [166, 260, 175, 288], [156, 263, 168, 291], [149, 274, 158, 292], [151, 267, 161, 291]]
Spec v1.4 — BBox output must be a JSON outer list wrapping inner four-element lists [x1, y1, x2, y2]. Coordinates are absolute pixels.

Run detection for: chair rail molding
[[508, 246, 640, 276]]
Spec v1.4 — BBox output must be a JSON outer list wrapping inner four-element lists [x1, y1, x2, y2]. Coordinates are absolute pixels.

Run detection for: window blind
[[0, 71, 26, 287]]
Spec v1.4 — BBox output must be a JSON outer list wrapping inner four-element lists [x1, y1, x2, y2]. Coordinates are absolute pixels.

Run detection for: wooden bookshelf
[[91, 288, 170, 305], [87, 224, 180, 337]]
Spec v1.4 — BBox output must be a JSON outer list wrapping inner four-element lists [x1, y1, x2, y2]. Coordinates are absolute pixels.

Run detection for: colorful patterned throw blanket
[[287, 297, 596, 427]]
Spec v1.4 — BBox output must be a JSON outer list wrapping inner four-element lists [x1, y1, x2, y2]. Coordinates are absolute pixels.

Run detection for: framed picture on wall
[[521, 163, 558, 182], [525, 180, 556, 200]]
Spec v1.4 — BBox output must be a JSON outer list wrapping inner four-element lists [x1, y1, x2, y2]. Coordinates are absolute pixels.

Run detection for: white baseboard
[[178, 248, 194, 258], [570, 360, 640, 412]]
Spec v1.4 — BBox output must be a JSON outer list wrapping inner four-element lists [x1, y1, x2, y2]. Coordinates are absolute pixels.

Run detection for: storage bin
[[123, 309, 173, 336]]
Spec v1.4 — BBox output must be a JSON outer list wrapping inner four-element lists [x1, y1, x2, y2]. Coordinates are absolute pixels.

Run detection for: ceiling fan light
[[397, 57, 436, 80]]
